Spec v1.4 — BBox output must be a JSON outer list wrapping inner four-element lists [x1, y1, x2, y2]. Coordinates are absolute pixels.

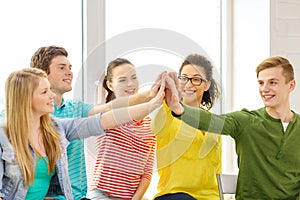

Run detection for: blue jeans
[[155, 193, 196, 200]]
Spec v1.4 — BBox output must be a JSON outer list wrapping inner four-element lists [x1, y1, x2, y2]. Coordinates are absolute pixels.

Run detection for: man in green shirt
[[165, 56, 300, 199]]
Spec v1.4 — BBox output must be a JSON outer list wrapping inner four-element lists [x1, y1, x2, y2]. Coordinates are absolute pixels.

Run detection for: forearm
[[89, 90, 152, 116], [173, 103, 225, 134], [100, 101, 158, 130], [132, 178, 151, 200]]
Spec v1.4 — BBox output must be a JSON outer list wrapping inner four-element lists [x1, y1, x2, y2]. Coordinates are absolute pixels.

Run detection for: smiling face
[[47, 55, 73, 95], [32, 77, 56, 117], [179, 64, 211, 107], [106, 63, 139, 98], [258, 66, 295, 111]]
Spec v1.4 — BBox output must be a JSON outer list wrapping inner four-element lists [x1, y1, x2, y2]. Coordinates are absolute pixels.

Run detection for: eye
[[179, 76, 187, 81], [270, 81, 277, 85], [131, 75, 137, 80], [118, 78, 127, 82], [192, 77, 202, 83]]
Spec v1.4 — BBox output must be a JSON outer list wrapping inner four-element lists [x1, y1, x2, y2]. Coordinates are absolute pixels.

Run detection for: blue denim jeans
[[154, 193, 196, 200]]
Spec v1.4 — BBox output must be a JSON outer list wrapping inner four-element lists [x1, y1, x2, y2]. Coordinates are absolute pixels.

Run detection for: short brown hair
[[256, 56, 294, 83], [30, 45, 68, 74]]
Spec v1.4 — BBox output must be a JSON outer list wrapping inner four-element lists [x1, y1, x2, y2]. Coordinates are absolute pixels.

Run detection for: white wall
[[270, 0, 300, 113]]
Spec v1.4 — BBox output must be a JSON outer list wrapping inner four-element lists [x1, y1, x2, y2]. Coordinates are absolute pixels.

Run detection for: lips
[[125, 88, 136, 95], [184, 89, 196, 94], [63, 79, 72, 84], [262, 94, 275, 101], [48, 101, 54, 107]]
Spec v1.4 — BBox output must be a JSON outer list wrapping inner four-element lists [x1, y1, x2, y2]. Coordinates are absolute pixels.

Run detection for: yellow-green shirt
[[151, 103, 221, 200]]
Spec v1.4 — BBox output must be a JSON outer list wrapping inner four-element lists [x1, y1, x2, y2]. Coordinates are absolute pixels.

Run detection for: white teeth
[[263, 95, 274, 100], [126, 89, 135, 93], [184, 90, 195, 94]]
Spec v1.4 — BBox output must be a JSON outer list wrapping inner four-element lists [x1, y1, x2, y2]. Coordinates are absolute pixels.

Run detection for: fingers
[[149, 71, 167, 98], [165, 75, 178, 95]]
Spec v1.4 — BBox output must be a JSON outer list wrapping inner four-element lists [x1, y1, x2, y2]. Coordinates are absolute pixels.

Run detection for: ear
[[106, 80, 114, 91], [289, 79, 296, 91], [204, 80, 211, 92]]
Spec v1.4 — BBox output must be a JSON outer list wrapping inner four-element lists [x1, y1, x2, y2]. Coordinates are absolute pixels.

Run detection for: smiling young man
[[165, 56, 300, 199]]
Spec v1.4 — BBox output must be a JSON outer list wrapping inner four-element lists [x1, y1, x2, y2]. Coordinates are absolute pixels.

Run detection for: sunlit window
[[0, 0, 83, 110]]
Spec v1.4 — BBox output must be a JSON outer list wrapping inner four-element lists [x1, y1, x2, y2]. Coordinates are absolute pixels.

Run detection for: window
[[0, 0, 83, 111]]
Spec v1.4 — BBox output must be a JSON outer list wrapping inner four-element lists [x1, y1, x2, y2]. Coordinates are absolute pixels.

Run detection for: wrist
[[171, 102, 184, 117]]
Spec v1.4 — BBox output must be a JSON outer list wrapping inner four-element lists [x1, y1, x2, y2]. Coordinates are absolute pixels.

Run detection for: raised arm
[[88, 71, 166, 116], [100, 74, 166, 130]]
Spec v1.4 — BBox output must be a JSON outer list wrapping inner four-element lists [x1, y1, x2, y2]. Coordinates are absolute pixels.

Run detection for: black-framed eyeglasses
[[178, 75, 208, 86]]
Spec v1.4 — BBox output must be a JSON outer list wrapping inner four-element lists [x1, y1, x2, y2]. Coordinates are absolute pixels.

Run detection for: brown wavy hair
[[30, 45, 68, 74], [179, 54, 220, 110]]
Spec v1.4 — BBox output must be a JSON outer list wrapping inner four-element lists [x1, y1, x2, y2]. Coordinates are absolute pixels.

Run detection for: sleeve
[[0, 110, 5, 125], [0, 131, 4, 197], [151, 101, 173, 137], [142, 139, 156, 181], [56, 113, 105, 140], [173, 103, 246, 139], [0, 147, 3, 191]]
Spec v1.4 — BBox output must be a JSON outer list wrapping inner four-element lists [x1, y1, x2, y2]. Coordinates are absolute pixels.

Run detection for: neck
[[266, 106, 294, 122], [182, 99, 200, 108], [30, 115, 41, 135], [54, 93, 63, 107]]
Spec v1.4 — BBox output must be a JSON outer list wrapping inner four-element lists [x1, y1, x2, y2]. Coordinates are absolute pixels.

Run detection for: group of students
[[0, 45, 299, 200]]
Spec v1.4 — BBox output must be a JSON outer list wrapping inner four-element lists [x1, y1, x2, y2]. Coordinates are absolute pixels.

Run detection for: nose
[[128, 80, 133, 86], [260, 83, 269, 92], [50, 90, 56, 99], [66, 68, 73, 76], [185, 79, 193, 87]]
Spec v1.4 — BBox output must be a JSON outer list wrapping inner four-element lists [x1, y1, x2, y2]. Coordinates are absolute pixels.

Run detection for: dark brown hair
[[179, 54, 220, 110], [103, 58, 133, 103], [30, 45, 68, 74]]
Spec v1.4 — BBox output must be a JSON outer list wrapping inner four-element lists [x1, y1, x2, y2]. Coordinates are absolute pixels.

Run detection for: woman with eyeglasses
[[151, 54, 221, 200]]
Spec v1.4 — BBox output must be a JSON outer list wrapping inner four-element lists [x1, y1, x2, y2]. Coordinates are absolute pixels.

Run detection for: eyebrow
[[258, 78, 280, 82], [57, 63, 72, 67], [117, 74, 136, 79], [181, 73, 203, 77], [117, 76, 127, 80]]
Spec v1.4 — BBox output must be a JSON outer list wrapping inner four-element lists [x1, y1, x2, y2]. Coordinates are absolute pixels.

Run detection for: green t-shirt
[[26, 156, 55, 200], [176, 105, 300, 200]]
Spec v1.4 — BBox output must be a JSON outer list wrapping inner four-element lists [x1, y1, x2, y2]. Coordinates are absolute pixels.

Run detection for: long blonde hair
[[4, 68, 61, 186]]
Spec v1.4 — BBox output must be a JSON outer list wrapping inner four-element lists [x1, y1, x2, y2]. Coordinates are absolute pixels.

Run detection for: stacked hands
[[149, 71, 184, 115]]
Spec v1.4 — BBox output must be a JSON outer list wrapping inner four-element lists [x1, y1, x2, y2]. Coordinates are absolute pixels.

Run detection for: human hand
[[148, 71, 167, 99], [149, 73, 166, 110], [165, 72, 184, 115]]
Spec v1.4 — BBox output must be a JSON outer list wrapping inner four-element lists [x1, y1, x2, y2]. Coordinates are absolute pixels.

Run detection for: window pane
[[0, 0, 83, 110]]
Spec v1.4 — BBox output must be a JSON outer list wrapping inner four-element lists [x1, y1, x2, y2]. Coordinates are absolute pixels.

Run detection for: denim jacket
[[0, 113, 104, 200]]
